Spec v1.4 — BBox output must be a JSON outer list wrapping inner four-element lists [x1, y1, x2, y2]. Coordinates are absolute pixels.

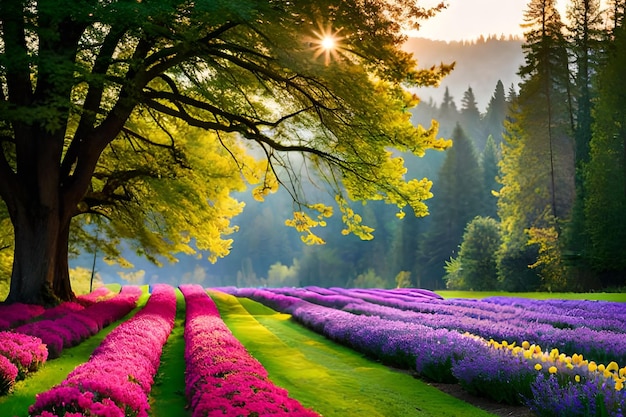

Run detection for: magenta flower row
[[180, 284, 321, 417], [0, 331, 47, 394], [0, 302, 45, 331], [14, 285, 142, 358], [0, 286, 112, 331], [28, 283, 176, 417], [75, 286, 115, 307]]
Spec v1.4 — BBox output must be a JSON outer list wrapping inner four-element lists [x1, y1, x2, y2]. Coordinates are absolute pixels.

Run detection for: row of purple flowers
[[225, 287, 625, 417], [264, 286, 626, 365], [28, 283, 176, 417], [180, 284, 321, 417]]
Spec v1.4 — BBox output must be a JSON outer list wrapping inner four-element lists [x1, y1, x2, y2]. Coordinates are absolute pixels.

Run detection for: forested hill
[[403, 36, 524, 111]]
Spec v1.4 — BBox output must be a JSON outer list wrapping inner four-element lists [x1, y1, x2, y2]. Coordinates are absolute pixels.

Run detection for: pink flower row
[[0, 331, 47, 394], [180, 284, 320, 417], [14, 285, 143, 358], [0, 286, 113, 332], [75, 286, 114, 307], [0, 303, 45, 331], [29, 283, 176, 417]]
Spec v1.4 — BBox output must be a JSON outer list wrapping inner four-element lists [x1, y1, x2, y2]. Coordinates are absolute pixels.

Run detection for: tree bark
[[6, 205, 62, 306]]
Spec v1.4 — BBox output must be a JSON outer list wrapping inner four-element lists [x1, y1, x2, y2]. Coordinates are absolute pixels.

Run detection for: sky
[[415, 0, 574, 42]]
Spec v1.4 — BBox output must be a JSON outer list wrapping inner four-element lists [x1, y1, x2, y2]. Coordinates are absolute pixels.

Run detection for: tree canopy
[[0, 0, 452, 304]]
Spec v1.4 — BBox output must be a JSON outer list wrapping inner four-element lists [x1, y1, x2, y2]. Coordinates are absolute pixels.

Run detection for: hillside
[[403, 36, 525, 111]]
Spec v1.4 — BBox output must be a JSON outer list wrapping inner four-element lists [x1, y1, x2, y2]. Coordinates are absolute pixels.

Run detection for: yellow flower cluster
[[488, 339, 626, 391]]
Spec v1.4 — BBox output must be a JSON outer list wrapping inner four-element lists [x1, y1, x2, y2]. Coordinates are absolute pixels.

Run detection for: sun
[[311, 25, 345, 65]]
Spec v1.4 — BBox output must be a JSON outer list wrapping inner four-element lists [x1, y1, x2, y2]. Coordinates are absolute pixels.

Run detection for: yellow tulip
[[522, 341, 530, 349], [606, 361, 619, 373], [575, 375, 581, 383], [535, 364, 543, 371], [588, 362, 598, 372], [549, 366, 558, 374]]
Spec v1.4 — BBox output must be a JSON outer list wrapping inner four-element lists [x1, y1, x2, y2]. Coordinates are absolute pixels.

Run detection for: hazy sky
[[416, 0, 574, 41]]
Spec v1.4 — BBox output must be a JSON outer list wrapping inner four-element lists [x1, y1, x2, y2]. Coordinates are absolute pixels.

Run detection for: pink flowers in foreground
[[180, 284, 321, 417], [29, 284, 176, 417], [15, 285, 142, 358], [0, 331, 47, 395]]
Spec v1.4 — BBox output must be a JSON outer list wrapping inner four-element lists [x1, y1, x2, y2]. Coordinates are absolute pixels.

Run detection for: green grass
[[149, 288, 189, 417], [0, 286, 150, 417], [210, 290, 497, 417], [437, 290, 626, 302]]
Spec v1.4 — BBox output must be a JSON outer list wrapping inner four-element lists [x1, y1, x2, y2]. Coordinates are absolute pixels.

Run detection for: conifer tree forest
[[1, 0, 625, 301]]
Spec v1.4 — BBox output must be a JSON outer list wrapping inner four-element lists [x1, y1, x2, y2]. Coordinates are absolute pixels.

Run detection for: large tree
[[0, 0, 452, 304]]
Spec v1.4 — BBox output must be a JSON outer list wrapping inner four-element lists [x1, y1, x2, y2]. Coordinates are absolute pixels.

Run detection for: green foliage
[[418, 124, 483, 288], [267, 261, 300, 288], [447, 216, 501, 291], [443, 256, 465, 290], [1, 0, 455, 302], [351, 269, 388, 289], [583, 24, 626, 281]]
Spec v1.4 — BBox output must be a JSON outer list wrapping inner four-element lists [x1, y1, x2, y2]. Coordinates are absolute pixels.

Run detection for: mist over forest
[[79, 37, 526, 290]]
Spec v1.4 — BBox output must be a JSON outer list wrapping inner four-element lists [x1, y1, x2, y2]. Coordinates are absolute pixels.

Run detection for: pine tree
[[460, 86, 484, 150], [481, 135, 500, 219], [583, 23, 626, 287], [496, 0, 575, 290], [483, 80, 508, 146], [417, 124, 483, 289]]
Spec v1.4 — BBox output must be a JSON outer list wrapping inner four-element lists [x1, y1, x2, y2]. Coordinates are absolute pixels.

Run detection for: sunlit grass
[[149, 288, 189, 417], [210, 290, 497, 417]]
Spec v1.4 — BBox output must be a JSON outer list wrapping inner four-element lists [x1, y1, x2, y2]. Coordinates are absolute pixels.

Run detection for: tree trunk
[[6, 206, 62, 305], [52, 220, 75, 302]]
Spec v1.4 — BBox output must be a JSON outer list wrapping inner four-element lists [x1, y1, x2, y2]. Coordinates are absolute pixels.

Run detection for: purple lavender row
[[316, 287, 626, 352], [267, 286, 626, 365], [483, 296, 626, 333], [181, 284, 321, 417], [13, 285, 142, 358], [29, 283, 176, 417], [229, 287, 484, 382]]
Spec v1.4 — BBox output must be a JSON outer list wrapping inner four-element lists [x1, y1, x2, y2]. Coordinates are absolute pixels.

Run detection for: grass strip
[[0, 286, 151, 417], [149, 288, 189, 417], [210, 290, 496, 417]]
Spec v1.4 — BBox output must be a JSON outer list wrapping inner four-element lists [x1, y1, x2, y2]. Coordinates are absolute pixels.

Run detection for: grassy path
[[149, 288, 189, 417], [210, 290, 496, 417], [0, 287, 151, 417]]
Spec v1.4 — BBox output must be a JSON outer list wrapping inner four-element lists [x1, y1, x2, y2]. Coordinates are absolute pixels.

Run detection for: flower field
[[0, 284, 625, 417]]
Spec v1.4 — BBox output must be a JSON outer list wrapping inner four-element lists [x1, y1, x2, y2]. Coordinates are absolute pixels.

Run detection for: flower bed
[[76, 286, 115, 307], [227, 286, 626, 417], [28, 284, 176, 417], [0, 331, 47, 396], [14, 285, 142, 358], [180, 284, 321, 417], [263, 286, 626, 365], [0, 303, 45, 331]]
